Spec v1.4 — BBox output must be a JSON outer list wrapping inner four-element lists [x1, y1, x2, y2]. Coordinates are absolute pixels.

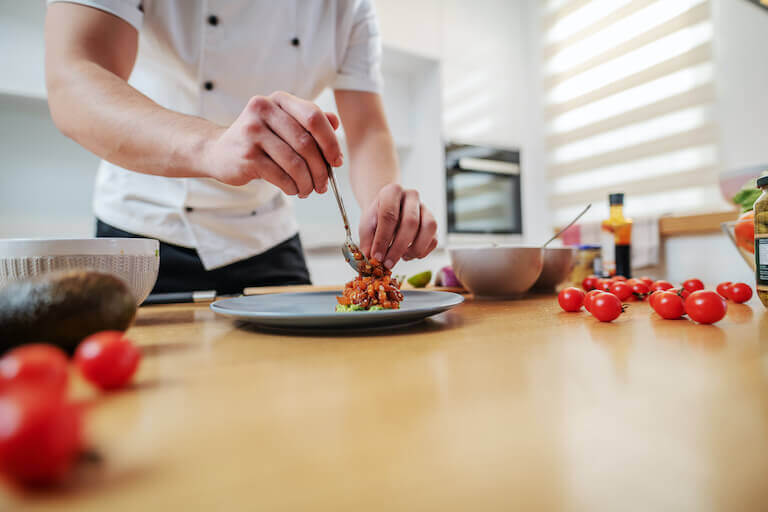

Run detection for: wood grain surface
[[4, 290, 768, 511]]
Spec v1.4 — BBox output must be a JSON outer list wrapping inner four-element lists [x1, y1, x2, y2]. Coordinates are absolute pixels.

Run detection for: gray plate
[[210, 290, 464, 329]]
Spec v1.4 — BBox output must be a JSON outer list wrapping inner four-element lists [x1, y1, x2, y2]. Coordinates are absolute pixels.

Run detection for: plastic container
[[755, 175, 768, 307]]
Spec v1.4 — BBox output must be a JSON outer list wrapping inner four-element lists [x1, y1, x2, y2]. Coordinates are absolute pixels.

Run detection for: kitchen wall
[[376, 0, 552, 243], [661, 0, 768, 286]]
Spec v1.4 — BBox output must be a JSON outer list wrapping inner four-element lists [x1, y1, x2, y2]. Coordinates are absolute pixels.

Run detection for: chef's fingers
[[370, 184, 403, 267], [270, 91, 343, 167], [257, 130, 314, 197], [252, 153, 298, 196], [358, 200, 378, 259], [263, 104, 329, 194], [403, 207, 438, 260], [325, 112, 340, 130], [383, 190, 421, 268]]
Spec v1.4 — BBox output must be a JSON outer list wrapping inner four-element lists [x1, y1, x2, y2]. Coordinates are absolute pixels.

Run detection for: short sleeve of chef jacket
[[333, 0, 383, 93], [47, 0, 144, 31]]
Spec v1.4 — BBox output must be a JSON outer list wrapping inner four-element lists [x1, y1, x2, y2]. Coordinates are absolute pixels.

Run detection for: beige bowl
[[532, 247, 576, 292], [449, 246, 543, 299]]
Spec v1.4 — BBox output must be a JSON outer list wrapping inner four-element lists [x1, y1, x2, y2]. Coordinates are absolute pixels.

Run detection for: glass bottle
[[600, 193, 633, 278], [755, 175, 768, 308]]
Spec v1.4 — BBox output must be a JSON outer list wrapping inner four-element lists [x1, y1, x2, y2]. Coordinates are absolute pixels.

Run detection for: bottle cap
[[609, 193, 624, 205], [757, 175, 768, 188]]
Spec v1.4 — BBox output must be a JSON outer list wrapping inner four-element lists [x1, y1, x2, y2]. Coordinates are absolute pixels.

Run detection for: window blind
[[541, 0, 732, 226]]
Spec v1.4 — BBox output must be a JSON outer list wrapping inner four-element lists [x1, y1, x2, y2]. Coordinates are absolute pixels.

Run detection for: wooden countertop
[[5, 290, 768, 511]]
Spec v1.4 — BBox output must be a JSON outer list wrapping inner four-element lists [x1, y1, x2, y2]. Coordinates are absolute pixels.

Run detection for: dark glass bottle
[[600, 193, 633, 278]]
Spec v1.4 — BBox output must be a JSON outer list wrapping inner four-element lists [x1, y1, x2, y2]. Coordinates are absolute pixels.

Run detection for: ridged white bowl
[[0, 238, 159, 305]]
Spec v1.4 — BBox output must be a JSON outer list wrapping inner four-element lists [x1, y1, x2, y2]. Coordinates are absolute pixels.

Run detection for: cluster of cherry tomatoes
[[0, 331, 141, 487], [557, 274, 754, 324]]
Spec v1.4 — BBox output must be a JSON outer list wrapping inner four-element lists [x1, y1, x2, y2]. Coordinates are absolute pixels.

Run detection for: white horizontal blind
[[541, 0, 732, 226]]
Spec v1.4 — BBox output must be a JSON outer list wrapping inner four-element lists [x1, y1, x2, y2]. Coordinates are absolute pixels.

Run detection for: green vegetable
[[335, 305, 350, 312], [407, 270, 432, 288], [0, 271, 137, 354], [349, 304, 365, 311], [732, 171, 768, 212], [369, 305, 384, 311]]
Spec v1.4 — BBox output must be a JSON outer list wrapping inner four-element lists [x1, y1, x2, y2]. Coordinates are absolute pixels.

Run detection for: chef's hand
[[359, 184, 438, 269], [203, 91, 343, 197]]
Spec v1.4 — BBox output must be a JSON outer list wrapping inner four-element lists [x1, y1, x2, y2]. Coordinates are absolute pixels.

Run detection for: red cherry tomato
[[685, 290, 727, 324], [74, 331, 141, 391], [728, 282, 753, 304], [734, 211, 755, 253], [581, 275, 600, 292], [670, 287, 691, 300], [598, 279, 613, 292], [650, 280, 674, 292], [648, 290, 667, 310], [0, 388, 82, 486], [558, 287, 585, 312], [611, 275, 627, 282], [682, 278, 705, 293], [716, 281, 732, 299], [0, 344, 69, 397], [583, 289, 603, 313], [653, 292, 686, 319], [590, 292, 623, 322], [609, 281, 632, 301], [630, 282, 650, 301], [638, 276, 654, 287]]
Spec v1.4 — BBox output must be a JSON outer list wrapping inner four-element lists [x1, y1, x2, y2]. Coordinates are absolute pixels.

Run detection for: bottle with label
[[600, 193, 632, 278], [754, 175, 768, 308]]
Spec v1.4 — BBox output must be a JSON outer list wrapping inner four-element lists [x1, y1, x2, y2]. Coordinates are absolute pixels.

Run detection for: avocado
[[0, 271, 137, 354]]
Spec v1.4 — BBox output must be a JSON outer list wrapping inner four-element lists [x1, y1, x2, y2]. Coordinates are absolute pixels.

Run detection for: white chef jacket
[[47, 0, 383, 269]]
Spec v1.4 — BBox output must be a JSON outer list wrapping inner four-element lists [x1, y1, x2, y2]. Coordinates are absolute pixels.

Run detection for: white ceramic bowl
[[0, 238, 159, 305], [449, 246, 543, 299], [532, 247, 576, 292]]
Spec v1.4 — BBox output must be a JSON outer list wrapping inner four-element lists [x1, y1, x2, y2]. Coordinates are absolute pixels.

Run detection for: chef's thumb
[[358, 201, 378, 259]]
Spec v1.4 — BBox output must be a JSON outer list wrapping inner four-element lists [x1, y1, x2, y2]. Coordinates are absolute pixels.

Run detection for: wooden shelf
[[658, 210, 739, 236]]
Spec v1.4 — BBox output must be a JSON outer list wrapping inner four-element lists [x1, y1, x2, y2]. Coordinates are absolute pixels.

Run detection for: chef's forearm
[[47, 59, 219, 179], [348, 127, 400, 208]]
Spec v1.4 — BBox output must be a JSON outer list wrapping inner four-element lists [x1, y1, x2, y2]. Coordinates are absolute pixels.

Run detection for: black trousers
[[96, 219, 311, 295]]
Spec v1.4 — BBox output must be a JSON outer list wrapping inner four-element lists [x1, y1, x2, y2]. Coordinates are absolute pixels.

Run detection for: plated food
[[336, 256, 404, 311]]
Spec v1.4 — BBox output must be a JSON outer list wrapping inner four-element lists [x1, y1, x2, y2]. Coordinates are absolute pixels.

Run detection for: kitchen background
[[1, 0, 766, 285]]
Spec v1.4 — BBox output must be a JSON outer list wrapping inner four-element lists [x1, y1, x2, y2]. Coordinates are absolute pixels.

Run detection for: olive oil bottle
[[600, 193, 632, 278]]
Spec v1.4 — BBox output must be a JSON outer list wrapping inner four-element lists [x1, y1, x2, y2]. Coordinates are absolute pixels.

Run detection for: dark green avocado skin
[[0, 271, 137, 354]]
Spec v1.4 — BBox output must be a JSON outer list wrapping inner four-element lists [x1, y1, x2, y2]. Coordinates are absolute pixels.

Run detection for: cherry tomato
[[581, 275, 600, 292], [685, 290, 727, 324], [734, 211, 755, 253], [0, 388, 82, 486], [583, 289, 603, 313], [638, 276, 654, 287], [598, 279, 613, 292], [670, 287, 691, 300], [611, 275, 627, 282], [652, 292, 686, 320], [716, 281, 732, 299], [630, 282, 650, 301], [728, 282, 753, 304], [648, 290, 664, 310], [74, 331, 141, 391], [650, 280, 674, 292], [590, 292, 623, 322], [609, 281, 632, 301], [0, 344, 69, 397], [682, 278, 705, 293], [558, 287, 585, 312]]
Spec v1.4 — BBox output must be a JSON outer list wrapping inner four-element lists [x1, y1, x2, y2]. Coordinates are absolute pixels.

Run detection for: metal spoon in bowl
[[325, 162, 371, 274], [542, 203, 592, 249]]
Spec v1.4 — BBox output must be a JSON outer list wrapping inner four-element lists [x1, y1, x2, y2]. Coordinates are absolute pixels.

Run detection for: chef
[[44, 0, 438, 294]]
